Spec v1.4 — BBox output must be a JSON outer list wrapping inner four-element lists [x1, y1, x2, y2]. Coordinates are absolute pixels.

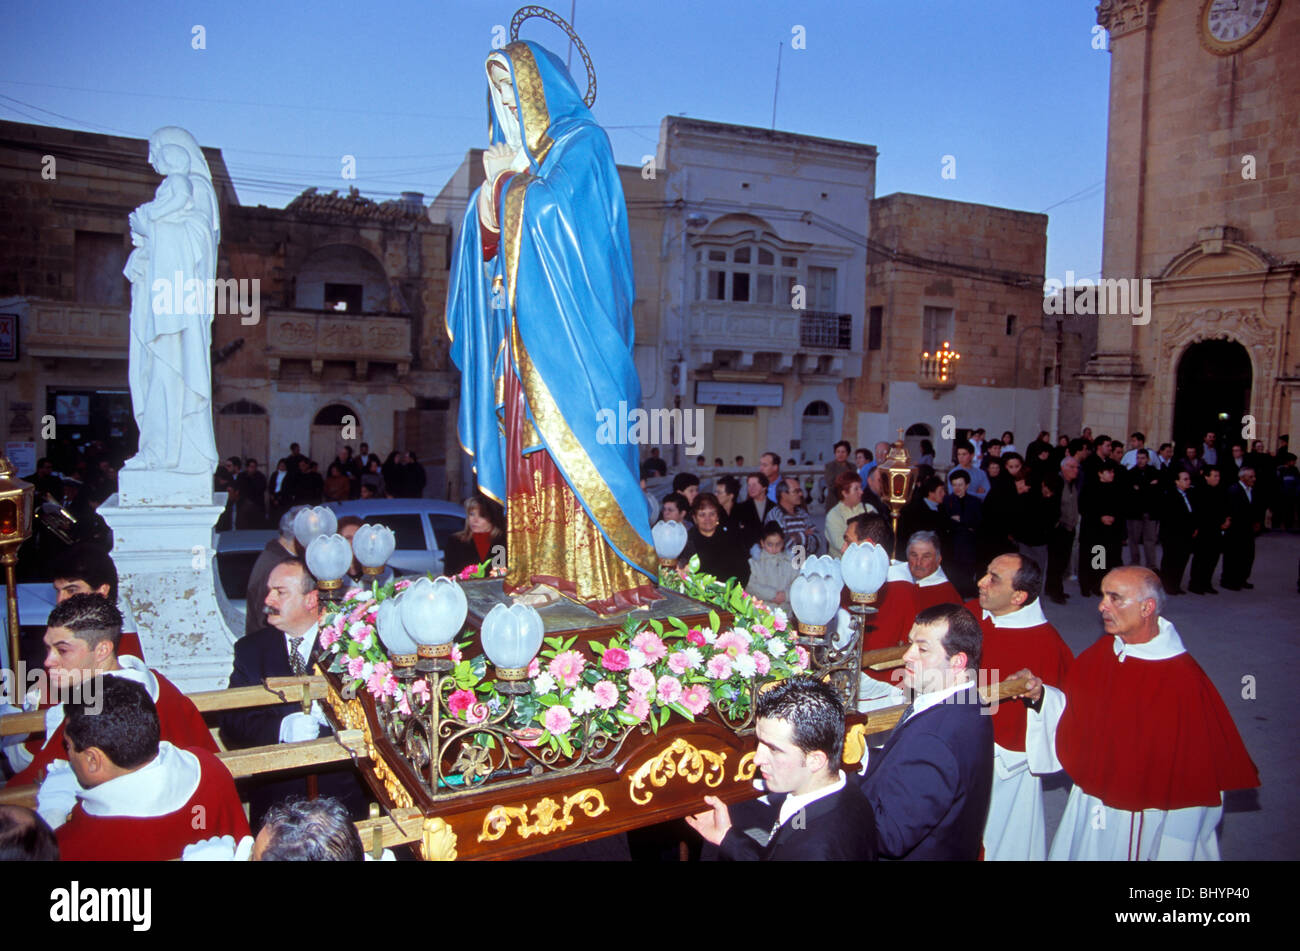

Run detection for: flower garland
[[318, 557, 807, 759]]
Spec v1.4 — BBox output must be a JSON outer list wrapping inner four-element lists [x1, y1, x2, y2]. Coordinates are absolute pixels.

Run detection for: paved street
[[1037, 529, 1299, 860]]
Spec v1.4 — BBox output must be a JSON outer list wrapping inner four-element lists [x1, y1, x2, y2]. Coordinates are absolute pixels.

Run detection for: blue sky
[[2, 0, 1110, 281]]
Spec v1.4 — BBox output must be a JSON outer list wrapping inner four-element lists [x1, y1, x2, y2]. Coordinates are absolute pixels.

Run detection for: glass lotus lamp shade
[[352, 523, 396, 575], [399, 576, 467, 671], [841, 541, 890, 604], [481, 602, 545, 694], [306, 533, 352, 591], [375, 597, 418, 671], [652, 519, 688, 568], [293, 505, 338, 549], [799, 554, 843, 590], [790, 573, 840, 640]]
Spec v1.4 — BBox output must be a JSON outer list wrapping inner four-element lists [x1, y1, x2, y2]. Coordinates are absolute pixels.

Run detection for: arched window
[[219, 400, 267, 416]]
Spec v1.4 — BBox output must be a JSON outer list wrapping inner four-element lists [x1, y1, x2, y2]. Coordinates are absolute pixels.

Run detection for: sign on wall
[[695, 381, 783, 407]]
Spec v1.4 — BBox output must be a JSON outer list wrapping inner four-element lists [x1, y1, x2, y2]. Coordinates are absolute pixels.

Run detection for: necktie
[[288, 636, 305, 676], [883, 700, 916, 747]]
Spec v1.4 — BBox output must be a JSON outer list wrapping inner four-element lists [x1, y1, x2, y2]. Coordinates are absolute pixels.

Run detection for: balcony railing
[[799, 311, 853, 350], [5, 298, 129, 361]]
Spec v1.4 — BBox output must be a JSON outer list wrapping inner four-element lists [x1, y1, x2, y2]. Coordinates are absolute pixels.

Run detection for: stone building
[[0, 119, 460, 497], [1083, 0, 1300, 449], [848, 193, 1092, 458]]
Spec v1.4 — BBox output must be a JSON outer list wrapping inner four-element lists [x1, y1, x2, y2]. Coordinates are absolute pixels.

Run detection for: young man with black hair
[[859, 602, 993, 860], [968, 553, 1072, 860], [686, 676, 876, 860], [54, 677, 248, 861], [254, 796, 364, 861], [671, 471, 700, 506], [10, 595, 216, 807]]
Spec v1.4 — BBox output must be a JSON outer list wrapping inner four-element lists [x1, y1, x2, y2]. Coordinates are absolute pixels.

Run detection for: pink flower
[[346, 656, 368, 680], [458, 564, 477, 580], [772, 611, 788, 632], [527, 657, 541, 678], [795, 646, 810, 670], [631, 631, 667, 664], [411, 679, 431, 703], [715, 631, 751, 658], [752, 623, 771, 639], [319, 624, 341, 649], [686, 628, 706, 647], [544, 704, 573, 736], [706, 655, 733, 680], [367, 664, 398, 700], [592, 680, 620, 709], [548, 650, 586, 688], [656, 675, 683, 704], [754, 651, 771, 676], [465, 701, 490, 725], [601, 648, 630, 672], [397, 692, 412, 716], [348, 603, 370, 623], [448, 689, 477, 717], [394, 579, 413, 592], [681, 684, 710, 716], [628, 668, 655, 695], [451, 643, 463, 664], [667, 651, 691, 675], [622, 694, 650, 722]]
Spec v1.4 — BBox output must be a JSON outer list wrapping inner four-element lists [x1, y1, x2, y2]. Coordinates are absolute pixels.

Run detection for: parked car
[[213, 499, 470, 629]]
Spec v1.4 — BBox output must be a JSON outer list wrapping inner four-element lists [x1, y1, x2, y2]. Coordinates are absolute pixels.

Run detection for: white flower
[[773, 608, 789, 625], [768, 638, 787, 656], [359, 661, 374, 682], [682, 647, 704, 670], [734, 654, 757, 678], [626, 647, 648, 669], [533, 672, 557, 695], [570, 687, 598, 716], [701, 628, 718, 645]]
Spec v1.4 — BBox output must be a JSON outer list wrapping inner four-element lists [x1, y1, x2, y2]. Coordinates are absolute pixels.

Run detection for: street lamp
[[0, 454, 35, 671]]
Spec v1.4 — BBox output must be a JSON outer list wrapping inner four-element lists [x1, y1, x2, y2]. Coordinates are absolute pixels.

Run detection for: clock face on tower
[[1199, 0, 1280, 55]]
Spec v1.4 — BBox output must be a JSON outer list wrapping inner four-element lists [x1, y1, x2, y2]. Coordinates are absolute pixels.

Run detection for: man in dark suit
[[1159, 469, 1198, 595], [1221, 467, 1264, 590], [221, 558, 368, 826], [686, 677, 876, 861], [860, 602, 993, 860]]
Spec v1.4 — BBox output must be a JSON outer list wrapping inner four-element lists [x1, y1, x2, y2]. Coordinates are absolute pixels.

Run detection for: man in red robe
[[4, 546, 144, 776], [862, 527, 963, 685], [968, 553, 1073, 860], [55, 677, 248, 861], [1019, 566, 1259, 859], [8, 595, 216, 826]]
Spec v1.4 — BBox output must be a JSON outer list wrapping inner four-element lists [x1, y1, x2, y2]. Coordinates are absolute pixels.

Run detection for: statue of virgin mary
[[446, 38, 660, 615], [123, 126, 220, 477]]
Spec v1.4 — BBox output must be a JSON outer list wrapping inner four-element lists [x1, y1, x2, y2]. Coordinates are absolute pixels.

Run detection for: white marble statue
[[123, 126, 220, 476]]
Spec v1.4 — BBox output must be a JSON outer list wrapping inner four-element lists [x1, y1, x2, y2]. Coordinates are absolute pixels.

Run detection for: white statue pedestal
[[98, 492, 236, 692], [117, 468, 215, 507]]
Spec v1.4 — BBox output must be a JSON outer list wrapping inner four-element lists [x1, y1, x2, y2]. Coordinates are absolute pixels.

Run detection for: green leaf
[[590, 641, 607, 655], [666, 701, 694, 722], [649, 618, 664, 636], [658, 706, 670, 728], [708, 610, 721, 632], [667, 616, 689, 633], [614, 710, 639, 726], [544, 635, 565, 650], [563, 635, 578, 651], [469, 654, 488, 679], [557, 732, 574, 757]]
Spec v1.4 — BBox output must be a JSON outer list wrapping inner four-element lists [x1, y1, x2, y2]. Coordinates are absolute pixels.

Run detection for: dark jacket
[[679, 524, 750, 587], [1123, 464, 1164, 519], [861, 682, 994, 860], [720, 773, 878, 861], [221, 626, 328, 749]]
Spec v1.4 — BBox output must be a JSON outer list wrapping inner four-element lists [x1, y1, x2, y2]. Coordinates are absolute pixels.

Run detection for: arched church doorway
[[1173, 340, 1251, 453]]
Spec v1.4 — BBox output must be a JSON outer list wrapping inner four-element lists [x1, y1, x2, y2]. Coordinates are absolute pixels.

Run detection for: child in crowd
[[745, 523, 799, 606]]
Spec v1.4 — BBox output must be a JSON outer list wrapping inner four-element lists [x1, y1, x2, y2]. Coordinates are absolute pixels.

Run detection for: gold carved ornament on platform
[[477, 788, 609, 842], [627, 738, 728, 805]]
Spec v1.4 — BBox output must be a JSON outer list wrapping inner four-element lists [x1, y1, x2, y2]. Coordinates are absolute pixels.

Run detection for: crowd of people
[[214, 441, 431, 531], [0, 421, 1273, 862]]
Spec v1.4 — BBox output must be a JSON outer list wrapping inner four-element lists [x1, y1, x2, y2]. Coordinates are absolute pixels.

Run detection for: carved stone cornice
[[1097, 0, 1158, 38], [1161, 307, 1278, 377]]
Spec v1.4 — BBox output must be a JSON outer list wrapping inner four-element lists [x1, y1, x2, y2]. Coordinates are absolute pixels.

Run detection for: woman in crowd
[[678, 493, 749, 586], [323, 462, 352, 503], [443, 493, 507, 576], [824, 470, 868, 557]]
